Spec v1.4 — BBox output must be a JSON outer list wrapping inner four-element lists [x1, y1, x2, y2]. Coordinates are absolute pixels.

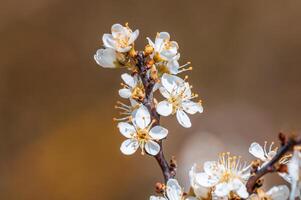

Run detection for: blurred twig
[[246, 133, 301, 194], [136, 52, 175, 183]]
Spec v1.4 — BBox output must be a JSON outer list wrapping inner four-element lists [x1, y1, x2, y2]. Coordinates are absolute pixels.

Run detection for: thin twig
[[246, 134, 301, 194], [136, 52, 174, 183]]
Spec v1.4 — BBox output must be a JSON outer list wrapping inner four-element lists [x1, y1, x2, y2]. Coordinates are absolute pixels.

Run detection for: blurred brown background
[[1, 0, 301, 199]]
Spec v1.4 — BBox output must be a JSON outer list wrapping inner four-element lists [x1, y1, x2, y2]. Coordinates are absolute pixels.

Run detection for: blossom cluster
[[94, 23, 301, 200], [94, 23, 203, 156]]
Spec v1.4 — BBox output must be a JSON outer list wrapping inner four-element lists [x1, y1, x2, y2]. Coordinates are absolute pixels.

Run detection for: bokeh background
[[1, 0, 301, 199]]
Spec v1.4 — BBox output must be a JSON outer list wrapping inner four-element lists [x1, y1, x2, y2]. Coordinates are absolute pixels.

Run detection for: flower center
[[220, 171, 232, 183], [218, 152, 249, 183], [116, 37, 129, 48], [136, 129, 149, 141], [135, 129, 151, 155], [169, 96, 182, 113]]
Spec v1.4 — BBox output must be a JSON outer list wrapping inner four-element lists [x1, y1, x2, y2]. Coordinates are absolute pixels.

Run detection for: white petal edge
[[266, 185, 289, 200], [117, 122, 135, 138], [249, 142, 266, 161], [128, 29, 139, 44], [120, 139, 139, 155], [156, 101, 173, 117], [182, 100, 203, 114], [145, 140, 160, 156], [166, 179, 182, 200], [132, 105, 151, 129], [118, 88, 131, 98], [121, 73, 136, 88], [195, 172, 219, 188], [176, 110, 191, 128], [102, 34, 116, 49], [149, 126, 168, 140]]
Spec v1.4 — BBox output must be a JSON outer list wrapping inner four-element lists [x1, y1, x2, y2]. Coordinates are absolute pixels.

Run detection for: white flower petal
[[182, 100, 203, 114], [203, 161, 219, 176], [189, 164, 211, 199], [120, 139, 139, 155], [117, 122, 135, 138], [192, 185, 209, 199], [145, 140, 160, 156], [128, 29, 139, 44], [121, 73, 136, 88], [102, 34, 116, 49], [159, 87, 171, 99], [160, 49, 178, 61], [249, 142, 266, 161], [266, 185, 289, 200], [157, 32, 170, 41], [94, 48, 117, 68], [111, 23, 124, 37], [150, 196, 167, 200], [166, 179, 182, 200], [176, 110, 191, 128], [149, 126, 168, 140], [167, 60, 179, 75], [231, 179, 248, 198], [236, 186, 249, 199], [118, 88, 132, 98], [184, 197, 198, 200], [132, 105, 151, 129], [195, 172, 219, 187], [214, 183, 230, 197], [156, 101, 173, 116], [161, 73, 184, 94], [154, 32, 170, 52]]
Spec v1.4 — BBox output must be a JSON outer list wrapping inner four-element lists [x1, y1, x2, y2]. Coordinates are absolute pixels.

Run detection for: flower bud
[[129, 48, 137, 58], [144, 44, 154, 55]]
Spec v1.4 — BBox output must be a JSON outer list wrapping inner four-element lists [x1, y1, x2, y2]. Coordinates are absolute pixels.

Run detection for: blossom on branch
[[94, 48, 119, 68], [248, 185, 289, 200], [103, 23, 139, 53], [189, 153, 250, 199], [118, 105, 168, 156], [150, 179, 196, 200], [156, 74, 203, 128]]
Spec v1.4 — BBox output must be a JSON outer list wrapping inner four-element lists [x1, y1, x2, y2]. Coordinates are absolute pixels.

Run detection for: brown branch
[[135, 52, 175, 183], [246, 134, 301, 194]]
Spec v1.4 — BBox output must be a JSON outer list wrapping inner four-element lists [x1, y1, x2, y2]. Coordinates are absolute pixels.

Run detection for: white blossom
[[288, 148, 301, 200], [94, 48, 119, 68], [150, 179, 196, 200], [118, 73, 145, 101], [156, 74, 203, 128], [249, 141, 292, 182], [249, 142, 276, 163], [248, 185, 290, 200], [147, 32, 179, 61], [189, 164, 210, 199], [190, 153, 250, 199], [249, 142, 286, 165], [102, 23, 139, 53], [118, 105, 168, 156]]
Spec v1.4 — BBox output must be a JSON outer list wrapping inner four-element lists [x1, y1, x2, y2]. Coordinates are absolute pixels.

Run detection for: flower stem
[[136, 52, 174, 183]]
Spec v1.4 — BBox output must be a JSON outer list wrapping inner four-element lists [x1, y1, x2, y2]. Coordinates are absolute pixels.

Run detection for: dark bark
[[246, 134, 301, 194], [136, 52, 174, 183]]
